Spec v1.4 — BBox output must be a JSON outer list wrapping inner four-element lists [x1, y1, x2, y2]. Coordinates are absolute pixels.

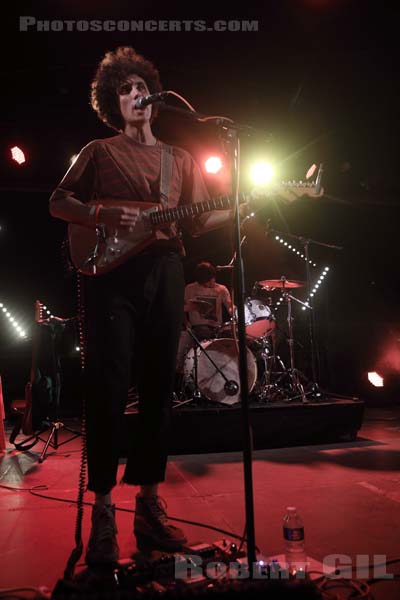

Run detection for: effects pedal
[[212, 538, 246, 560]]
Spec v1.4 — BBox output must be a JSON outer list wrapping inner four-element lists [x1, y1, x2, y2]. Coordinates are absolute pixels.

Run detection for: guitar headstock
[[250, 180, 324, 203]]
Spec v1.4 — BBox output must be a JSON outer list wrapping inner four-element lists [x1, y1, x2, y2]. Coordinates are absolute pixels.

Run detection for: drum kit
[[177, 276, 311, 407]]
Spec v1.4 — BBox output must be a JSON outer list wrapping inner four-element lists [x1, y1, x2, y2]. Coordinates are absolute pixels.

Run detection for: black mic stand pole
[[159, 101, 259, 572], [219, 123, 257, 572]]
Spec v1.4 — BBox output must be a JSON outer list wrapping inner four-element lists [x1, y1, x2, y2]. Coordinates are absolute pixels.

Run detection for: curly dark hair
[[90, 46, 162, 131]]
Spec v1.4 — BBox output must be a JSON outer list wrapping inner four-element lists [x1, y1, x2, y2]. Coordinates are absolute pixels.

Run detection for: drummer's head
[[195, 262, 216, 287]]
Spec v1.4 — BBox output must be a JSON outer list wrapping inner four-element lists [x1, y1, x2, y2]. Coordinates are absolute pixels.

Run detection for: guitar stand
[[37, 419, 81, 463], [11, 314, 83, 461], [11, 414, 82, 462]]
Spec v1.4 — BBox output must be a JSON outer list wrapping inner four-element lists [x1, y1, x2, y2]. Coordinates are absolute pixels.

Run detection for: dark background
[[0, 0, 399, 405]]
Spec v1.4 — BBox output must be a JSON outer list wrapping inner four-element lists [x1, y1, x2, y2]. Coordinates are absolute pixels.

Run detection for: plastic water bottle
[[283, 507, 308, 577]]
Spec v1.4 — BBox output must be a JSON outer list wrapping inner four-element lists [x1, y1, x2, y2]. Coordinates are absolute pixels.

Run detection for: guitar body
[[68, 200, 162, 276], [67, 182, 324, 276]]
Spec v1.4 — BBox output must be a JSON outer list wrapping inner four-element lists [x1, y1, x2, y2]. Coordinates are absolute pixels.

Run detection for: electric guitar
[[68, 181, 323, 276]]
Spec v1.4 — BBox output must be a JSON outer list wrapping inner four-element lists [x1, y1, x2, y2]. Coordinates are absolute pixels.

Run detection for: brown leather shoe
[[134, 495, 187, 553], [85, 504, 119, 565]]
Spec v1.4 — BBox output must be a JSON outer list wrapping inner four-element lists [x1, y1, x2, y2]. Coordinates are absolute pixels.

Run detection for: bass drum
[[183, 337, 257, 405]]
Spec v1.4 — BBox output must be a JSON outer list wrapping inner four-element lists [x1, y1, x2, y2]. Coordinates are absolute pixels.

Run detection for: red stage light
[[367, 372, 384, 388], [10, 146, 26, 165], [205, 156, 222, 174]]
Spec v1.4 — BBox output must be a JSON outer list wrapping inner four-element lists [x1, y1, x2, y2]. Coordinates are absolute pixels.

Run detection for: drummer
[[175, 262, 233, 377], [185, 261, 233, 340]]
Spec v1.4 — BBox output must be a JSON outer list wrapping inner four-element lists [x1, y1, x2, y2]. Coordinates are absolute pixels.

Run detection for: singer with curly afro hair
[[49, 45, 233, 567], [91, 46, 163, 131]]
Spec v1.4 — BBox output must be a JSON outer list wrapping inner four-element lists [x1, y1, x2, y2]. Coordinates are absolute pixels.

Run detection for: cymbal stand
[[281, 286, 312, 403], [270, 227, 342, 397]]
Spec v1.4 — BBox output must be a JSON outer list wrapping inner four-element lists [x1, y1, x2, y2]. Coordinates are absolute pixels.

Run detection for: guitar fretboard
[[150, 195, 233, 226]]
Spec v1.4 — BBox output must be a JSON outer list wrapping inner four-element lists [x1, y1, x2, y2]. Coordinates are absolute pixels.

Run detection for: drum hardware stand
[[269, 227, 343, 399], [254, 334, 288, 402], [280, 283, 313, 403]]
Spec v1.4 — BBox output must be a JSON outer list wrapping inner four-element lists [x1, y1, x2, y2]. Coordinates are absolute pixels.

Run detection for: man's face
[[203, 278, 216, 288], [118, 74, 152, 127]]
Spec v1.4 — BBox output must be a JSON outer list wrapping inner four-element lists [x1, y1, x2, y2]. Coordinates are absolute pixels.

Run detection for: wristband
[[94, 204, 104, 225]]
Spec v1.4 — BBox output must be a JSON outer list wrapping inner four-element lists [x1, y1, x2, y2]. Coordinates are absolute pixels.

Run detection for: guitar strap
[[159, 143, 180, 240], [160, 143, 173, 208]]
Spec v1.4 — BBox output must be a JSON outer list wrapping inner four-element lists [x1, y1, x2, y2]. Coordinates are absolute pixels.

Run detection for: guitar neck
[[148, 179, 324, 226], [150, 195, 234, 226]]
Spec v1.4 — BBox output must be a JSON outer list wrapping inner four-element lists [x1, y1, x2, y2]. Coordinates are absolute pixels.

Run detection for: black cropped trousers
[[83, 249, 184, 494]]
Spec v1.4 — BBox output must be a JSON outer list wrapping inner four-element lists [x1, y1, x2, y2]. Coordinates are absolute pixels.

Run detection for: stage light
[[251, 161, 274, 185], [368, 371, 384, 387], [274, 235, 320, 269], [205, 156, 222, 174], [0, 299, 28, 339], [11, 146, 26, 165], [75, 346, 80, 352]]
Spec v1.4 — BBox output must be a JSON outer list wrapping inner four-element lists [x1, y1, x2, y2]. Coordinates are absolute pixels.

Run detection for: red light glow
[[11, 146, 26, 165], [367, 372, 384, 388]]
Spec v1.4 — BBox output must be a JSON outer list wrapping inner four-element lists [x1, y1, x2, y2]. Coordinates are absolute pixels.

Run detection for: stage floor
[[1, 406, 400, 598]]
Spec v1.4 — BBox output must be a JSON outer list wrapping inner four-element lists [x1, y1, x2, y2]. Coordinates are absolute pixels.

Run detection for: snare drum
[[244, 297, 275, 339], [183, 337, 257, 405]]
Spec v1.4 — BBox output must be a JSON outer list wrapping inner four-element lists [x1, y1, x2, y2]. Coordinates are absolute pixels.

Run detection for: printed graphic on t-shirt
[[195, 295, 218, 323]]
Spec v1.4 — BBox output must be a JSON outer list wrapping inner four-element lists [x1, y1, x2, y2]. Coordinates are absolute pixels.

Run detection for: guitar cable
[[62, 272, 88, 581]]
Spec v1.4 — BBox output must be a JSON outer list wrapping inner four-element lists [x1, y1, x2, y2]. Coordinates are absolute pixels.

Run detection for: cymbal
[[184, 300, 213, 315], [258, 279, 305, 289]]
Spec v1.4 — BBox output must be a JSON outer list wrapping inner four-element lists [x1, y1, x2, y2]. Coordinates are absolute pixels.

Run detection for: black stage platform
[[124, 396, 365, 455]]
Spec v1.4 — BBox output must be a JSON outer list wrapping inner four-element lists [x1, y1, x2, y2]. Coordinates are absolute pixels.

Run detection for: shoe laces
[[145, 495, 168, 525], [93, 505, 117, 542]]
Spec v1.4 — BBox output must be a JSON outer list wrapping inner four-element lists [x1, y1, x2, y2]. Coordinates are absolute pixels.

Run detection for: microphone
[[135, 92, 169, 109], [216, 265, 234, 271], [315, 163, 324, 195]]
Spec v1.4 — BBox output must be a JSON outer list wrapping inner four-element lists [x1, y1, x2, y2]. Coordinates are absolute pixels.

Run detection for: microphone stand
[[226, 125, 258, 572], [159, 99, 259, 572], [270, 226, 342, 396]]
